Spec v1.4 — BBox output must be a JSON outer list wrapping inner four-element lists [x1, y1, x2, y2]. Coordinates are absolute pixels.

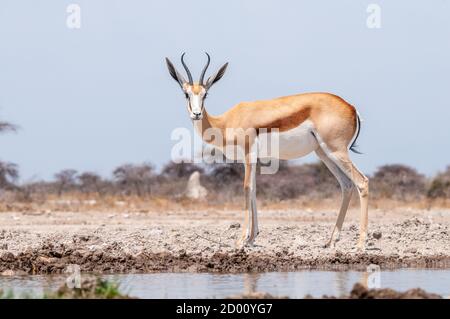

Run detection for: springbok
[[166, 53, 369, 250]]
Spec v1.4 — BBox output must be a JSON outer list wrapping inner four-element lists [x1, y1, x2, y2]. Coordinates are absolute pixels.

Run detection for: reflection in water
[[335, 271, 349, 297], [0, 269, 449, 299], [243, 273, 259, 295]]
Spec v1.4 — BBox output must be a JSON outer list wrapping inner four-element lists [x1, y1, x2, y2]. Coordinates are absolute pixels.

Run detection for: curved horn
[[199, 52, 211, 85], [180, 53, 193, 85]]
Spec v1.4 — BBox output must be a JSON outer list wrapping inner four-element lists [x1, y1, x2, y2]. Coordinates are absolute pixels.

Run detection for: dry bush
[[202, 162, 244, 202], [3, 156, 450, 212], [54, 169, 78, 196], [78, 172, 105, 195], [427, 166, 450, 199], [113, 163, 156, 197], [257, 161, 338, 201], [370, 164, 426, 200]]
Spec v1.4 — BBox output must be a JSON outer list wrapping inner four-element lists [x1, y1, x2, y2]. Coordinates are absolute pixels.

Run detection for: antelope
[[165, 53, 369, 250]]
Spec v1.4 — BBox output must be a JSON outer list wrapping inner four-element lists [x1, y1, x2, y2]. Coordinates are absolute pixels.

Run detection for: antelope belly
[[258, 120, 318, 160]]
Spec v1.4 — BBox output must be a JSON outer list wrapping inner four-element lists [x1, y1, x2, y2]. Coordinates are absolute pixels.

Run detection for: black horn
[[199, 52, 211, 85], [180, 53, 193, 85]]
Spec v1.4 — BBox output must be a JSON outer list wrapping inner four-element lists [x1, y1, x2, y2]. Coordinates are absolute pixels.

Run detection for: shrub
[[427, 166, 450, 199], [370, 164, 426, 200], [257, 161, 338, 200]]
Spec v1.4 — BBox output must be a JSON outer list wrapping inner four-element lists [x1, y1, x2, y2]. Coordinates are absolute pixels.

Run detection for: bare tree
[[113, 163, 155, 196], [0, 161, 19, 189], [78, 172, 103, 195], [54, 169, 78, 196], [0, 119, 19, 190], [0, 121, 18, 133]]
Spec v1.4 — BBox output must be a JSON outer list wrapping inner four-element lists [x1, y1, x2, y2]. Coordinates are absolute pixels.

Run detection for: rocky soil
[[0, 208, 449, 274]]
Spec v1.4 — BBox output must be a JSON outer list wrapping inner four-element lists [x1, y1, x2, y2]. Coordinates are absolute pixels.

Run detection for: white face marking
[[185, 86, 206, 120]]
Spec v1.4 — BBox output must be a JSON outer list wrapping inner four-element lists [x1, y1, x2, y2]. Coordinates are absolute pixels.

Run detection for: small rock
[[372, 231, 382, 240], [229, 223, 241, 229], [78, 235, 91, 242], [36, 256, 58, 264], [1, 269, 15, 276], [0, 252, 14, 262], [178, 249, 187, 257], [149, 228, 163, 236]]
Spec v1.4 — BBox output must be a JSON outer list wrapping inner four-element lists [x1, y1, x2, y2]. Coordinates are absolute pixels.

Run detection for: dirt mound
[[53, 276, 131, 299], [346, 283, 441, 299]]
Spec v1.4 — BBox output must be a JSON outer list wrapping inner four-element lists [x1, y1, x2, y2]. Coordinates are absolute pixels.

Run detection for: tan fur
[[185, 84, 367, 249], [190, 83, 204, 95], [197, 92, 357, 153]]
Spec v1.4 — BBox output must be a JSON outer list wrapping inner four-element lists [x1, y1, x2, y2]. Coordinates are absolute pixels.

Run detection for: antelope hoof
[[356, 240, 366, 251], [324, 231, 341, 249], [237, 234, 255, 248], [323, 240, 332, 249], [324, 240, 339, 249]]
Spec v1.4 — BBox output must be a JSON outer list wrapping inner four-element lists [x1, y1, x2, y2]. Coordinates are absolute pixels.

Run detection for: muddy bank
[[340, 283, 442, 299], [1, 209, 450, 274], [230, 283, 442, 299], [2, 247, 450, 275]]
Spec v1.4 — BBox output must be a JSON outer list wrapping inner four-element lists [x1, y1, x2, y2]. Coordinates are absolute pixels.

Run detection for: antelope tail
[[349, 111, 363, 154]]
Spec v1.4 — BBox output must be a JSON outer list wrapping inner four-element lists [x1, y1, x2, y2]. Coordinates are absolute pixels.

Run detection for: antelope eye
[[184, 93, 189, 99]]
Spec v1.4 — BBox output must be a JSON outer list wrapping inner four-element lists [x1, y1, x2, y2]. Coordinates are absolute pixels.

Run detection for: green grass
[[1, 278, 130, 299]]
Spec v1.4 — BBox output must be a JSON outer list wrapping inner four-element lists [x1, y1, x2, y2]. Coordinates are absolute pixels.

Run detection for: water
[[1, 269, 449, 298]]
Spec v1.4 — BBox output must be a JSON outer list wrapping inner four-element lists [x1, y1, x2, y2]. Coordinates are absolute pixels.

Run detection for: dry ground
[[1, 207, 450, 274]]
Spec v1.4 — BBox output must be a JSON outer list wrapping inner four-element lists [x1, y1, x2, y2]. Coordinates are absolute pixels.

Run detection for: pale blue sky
[[0, 0, 449, 180]]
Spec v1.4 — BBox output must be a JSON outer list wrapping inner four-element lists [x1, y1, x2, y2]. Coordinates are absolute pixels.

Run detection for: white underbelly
[[207, 120, 318, 162], [258, 120, 318, 160]]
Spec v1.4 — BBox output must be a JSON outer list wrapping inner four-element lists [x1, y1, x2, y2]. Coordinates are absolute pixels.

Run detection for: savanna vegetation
[[1, 118, 449, 211], [0, 277, 128, 299]]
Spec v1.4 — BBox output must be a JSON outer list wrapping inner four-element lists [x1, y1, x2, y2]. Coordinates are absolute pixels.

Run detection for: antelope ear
[[165, 58, 186, 88], [205, 63, 228, 89]]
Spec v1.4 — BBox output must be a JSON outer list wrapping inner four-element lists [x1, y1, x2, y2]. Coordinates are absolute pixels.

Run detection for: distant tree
[[427, 166, 450, 199], [113, 163, 155, 196], [78, 172, 103, 195], [371, 164, 426, 200], [207, 163, 244, 185], [161, 161, 204, 179], [0, 120, 19, 190], [0, 161, 19, 189], [0, 121, 18, 133], [54, 169, 78, 196]]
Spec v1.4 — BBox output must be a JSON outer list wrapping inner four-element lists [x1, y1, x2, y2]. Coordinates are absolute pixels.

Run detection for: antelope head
[[166, 53, 228, 121]]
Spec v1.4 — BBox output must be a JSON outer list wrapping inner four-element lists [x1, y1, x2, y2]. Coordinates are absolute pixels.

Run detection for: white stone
[[185, 171, 208, 200]]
